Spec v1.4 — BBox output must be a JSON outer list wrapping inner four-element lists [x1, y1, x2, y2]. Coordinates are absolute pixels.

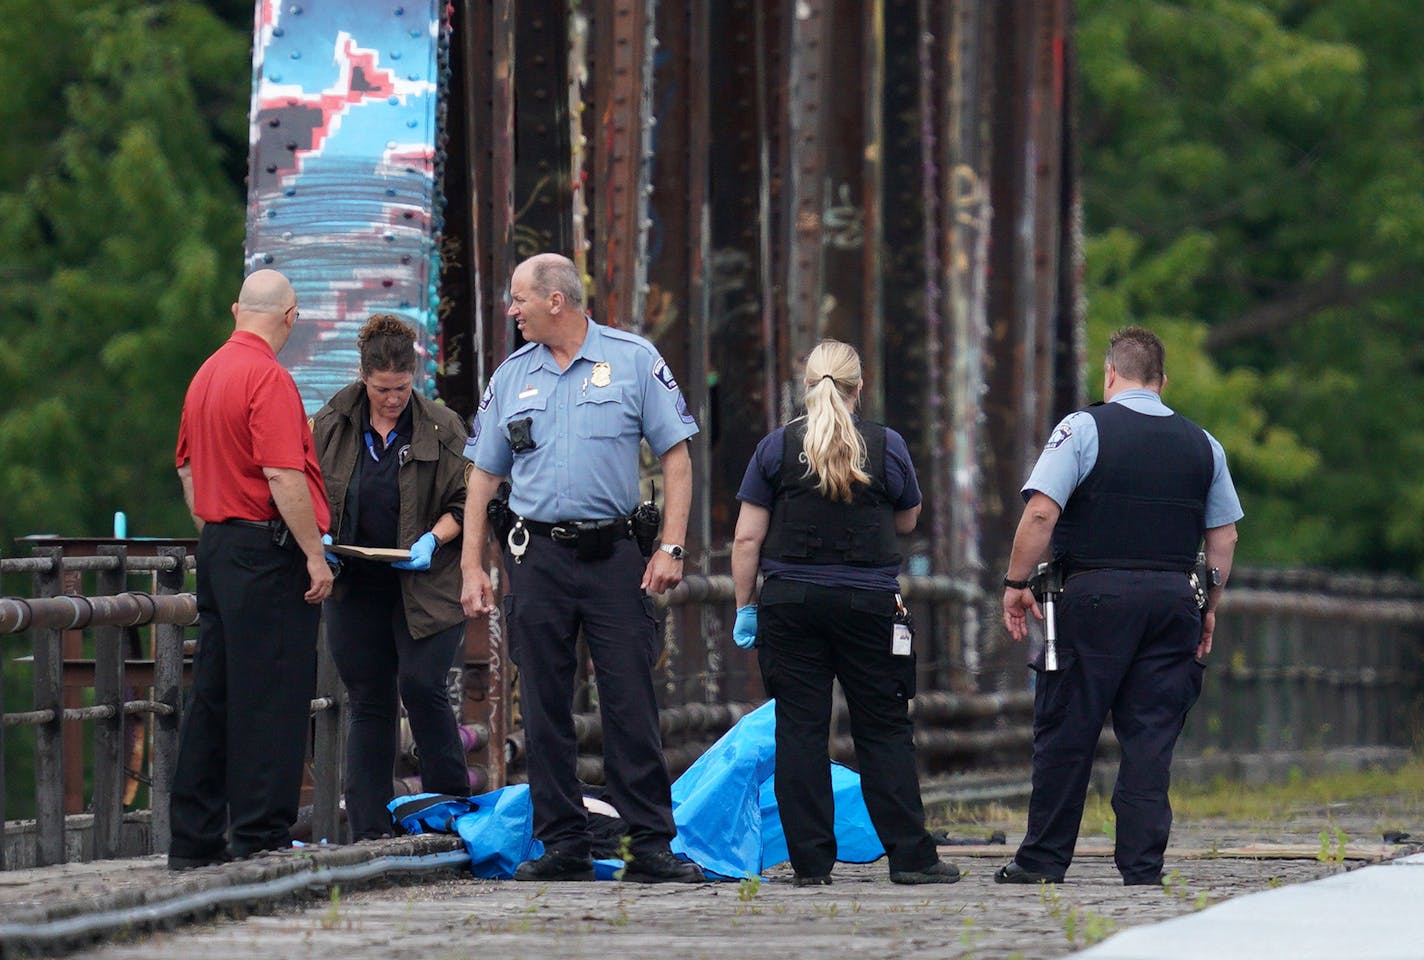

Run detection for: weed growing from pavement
[[610, 836, 633, 926], [960, 915, 982, 954], [1317, 826, 1348, 865], [734, 876, 763, 916], [320, 885, 341, 930], [1039, 881, 1119, 948]]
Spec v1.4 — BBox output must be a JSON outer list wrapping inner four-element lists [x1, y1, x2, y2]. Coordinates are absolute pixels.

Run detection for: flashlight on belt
[[1033, 560, 1065, 673]]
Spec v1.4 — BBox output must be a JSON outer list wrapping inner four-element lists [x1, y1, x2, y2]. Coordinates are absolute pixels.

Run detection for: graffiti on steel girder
[[244, 0, 447, 412]]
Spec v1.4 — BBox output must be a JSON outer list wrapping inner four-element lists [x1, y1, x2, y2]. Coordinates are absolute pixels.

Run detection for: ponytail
[[800, 340, 869, 503]]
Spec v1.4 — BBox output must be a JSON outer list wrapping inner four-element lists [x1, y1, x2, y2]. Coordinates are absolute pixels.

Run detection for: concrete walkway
[[1077, 852, 1424, 960]]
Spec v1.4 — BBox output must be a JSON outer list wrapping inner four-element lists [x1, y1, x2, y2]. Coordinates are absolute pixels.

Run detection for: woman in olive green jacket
[[310, 315, 471, 840]]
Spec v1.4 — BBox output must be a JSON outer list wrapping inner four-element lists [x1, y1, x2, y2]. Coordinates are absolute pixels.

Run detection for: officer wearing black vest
[[996, 326, 1242, 886], [731, 339, 960, 886]]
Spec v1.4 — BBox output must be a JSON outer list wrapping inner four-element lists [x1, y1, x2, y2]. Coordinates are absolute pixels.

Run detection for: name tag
[[518, 387, 539, 400]]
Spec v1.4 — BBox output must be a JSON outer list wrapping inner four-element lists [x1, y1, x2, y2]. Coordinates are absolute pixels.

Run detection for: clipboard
[[328, 544, 413, 563]]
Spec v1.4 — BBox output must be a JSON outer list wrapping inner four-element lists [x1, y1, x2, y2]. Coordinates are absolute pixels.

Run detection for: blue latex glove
[[320, 533, 340, 566], [733, 604, 758, 649], [392, 531, 439, 571]]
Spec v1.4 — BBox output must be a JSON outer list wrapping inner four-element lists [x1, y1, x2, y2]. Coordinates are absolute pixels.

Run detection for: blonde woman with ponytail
[[730, 339, 960, 887]]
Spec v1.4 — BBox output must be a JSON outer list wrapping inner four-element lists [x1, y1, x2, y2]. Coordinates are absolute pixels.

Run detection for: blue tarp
[[390, 699, 885, 880]]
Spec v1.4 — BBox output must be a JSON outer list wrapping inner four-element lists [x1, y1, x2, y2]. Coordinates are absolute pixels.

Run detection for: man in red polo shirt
[[168, 268, 334, 869]]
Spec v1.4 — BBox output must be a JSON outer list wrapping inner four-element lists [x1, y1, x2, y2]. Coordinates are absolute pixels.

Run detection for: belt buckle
[[550, 525, 579, 544]]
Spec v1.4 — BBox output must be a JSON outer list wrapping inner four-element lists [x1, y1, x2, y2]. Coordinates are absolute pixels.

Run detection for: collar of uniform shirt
[[532, 315, 602, 374], [1110, 388, 1171, 416]]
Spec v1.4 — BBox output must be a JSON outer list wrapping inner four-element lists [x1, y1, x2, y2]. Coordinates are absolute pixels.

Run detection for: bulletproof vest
[[761, 418, 900, 567], [1052, 402, 1213, 572]]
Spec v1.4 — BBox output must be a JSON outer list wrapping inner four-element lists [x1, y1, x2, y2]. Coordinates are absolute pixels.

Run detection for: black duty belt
[[220, 518, 282, 532], [520, 518, 631, 545], [217, 517, 292, 548]]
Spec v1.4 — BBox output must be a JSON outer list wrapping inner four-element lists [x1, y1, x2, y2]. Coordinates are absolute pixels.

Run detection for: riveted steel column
[[1051, 0, 1085, 419], [881, 0, 929, 533], [592, 0, 655, 331], [783, 0, 828, 374], [448, 0, 493, 413], [983, 0, 1035, 644], [514, 1, 574, 261], [703, 0, 773, 702], [860, 0, 886, 420], [489, 0, 516, 357], [942, 0, 993, 686], [815, 0, 867, 355], [649, 0, 714, 702], [1030, 0, 1070, 429]]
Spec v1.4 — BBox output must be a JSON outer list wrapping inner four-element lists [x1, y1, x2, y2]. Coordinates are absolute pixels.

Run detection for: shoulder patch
[[652, 357, 679, 392], [1044, 419, 1074, 450], [676, 394, 696, 424], [478, 382, 493, 412]]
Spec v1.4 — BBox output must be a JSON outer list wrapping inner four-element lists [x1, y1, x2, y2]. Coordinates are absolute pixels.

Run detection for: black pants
[[756, 578, 938, 876], [326, 587, 468, 840], [505, 535, 674, 857], [1016, 569, 1205, 882], [169, 523, 319, 860]]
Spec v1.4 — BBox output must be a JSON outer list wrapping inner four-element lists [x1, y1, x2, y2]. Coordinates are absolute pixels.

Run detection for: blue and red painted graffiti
[[244, 0, 448, 411]]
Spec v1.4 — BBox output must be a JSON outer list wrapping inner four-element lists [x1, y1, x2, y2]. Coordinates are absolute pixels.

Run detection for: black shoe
[[514, 850, 595, 882], [1123, 873, 1164, 886], [621, 849, 705, 884], [890, 860, 962, 885], [167, 850, 232, 871], [994, 861, 1063, 884], [792, 874, 833, 887]]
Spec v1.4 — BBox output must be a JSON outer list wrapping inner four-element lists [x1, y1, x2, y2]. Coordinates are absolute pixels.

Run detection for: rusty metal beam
[[783, 0, 828, 372], [489, 0, 516, 357], [649, 0, 714, 704], [861, 0, 886, 421], [942, 0, 993, 685], [881, 0, 928, 538], [1054, 2, 1085, 419], [514, 1, 574, 261], [592, 0, 655, 330]]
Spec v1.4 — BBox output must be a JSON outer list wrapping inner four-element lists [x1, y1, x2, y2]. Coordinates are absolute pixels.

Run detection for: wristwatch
[[659, 543, 686, 561], [1002, 575, 1031, 590]]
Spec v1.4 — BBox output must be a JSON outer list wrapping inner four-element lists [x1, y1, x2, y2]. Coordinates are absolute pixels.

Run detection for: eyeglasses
[[285, 304, 300, 321]]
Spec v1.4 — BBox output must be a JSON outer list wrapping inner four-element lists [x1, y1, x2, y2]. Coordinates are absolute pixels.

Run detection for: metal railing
[[4, 540, 1422, 870], [0, 543, 345, 869]]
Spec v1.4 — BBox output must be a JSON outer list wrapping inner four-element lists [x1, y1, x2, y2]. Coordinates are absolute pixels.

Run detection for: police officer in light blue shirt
[[996, 326, 1242, 888], [459, 253, 703, 884]]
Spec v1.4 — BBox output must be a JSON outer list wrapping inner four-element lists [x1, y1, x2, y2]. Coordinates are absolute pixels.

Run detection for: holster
[[630, 500, 661, 558], [486, 481, 514, 546], [1030, 558, 1065, 600]]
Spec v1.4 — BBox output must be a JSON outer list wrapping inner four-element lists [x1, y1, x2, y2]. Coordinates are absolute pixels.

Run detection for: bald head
[[233, 269, 298, 351], [516, 253, 583, 307]]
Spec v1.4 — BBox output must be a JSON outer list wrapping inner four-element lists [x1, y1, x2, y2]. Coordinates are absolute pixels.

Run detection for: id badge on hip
[[892, 593, 914, 656]]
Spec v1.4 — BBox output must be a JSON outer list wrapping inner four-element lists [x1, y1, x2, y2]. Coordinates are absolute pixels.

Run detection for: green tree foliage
[[1078, 0, 1424, 572], [0, 0, 250, 817], [0, 0, 247, 552]]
